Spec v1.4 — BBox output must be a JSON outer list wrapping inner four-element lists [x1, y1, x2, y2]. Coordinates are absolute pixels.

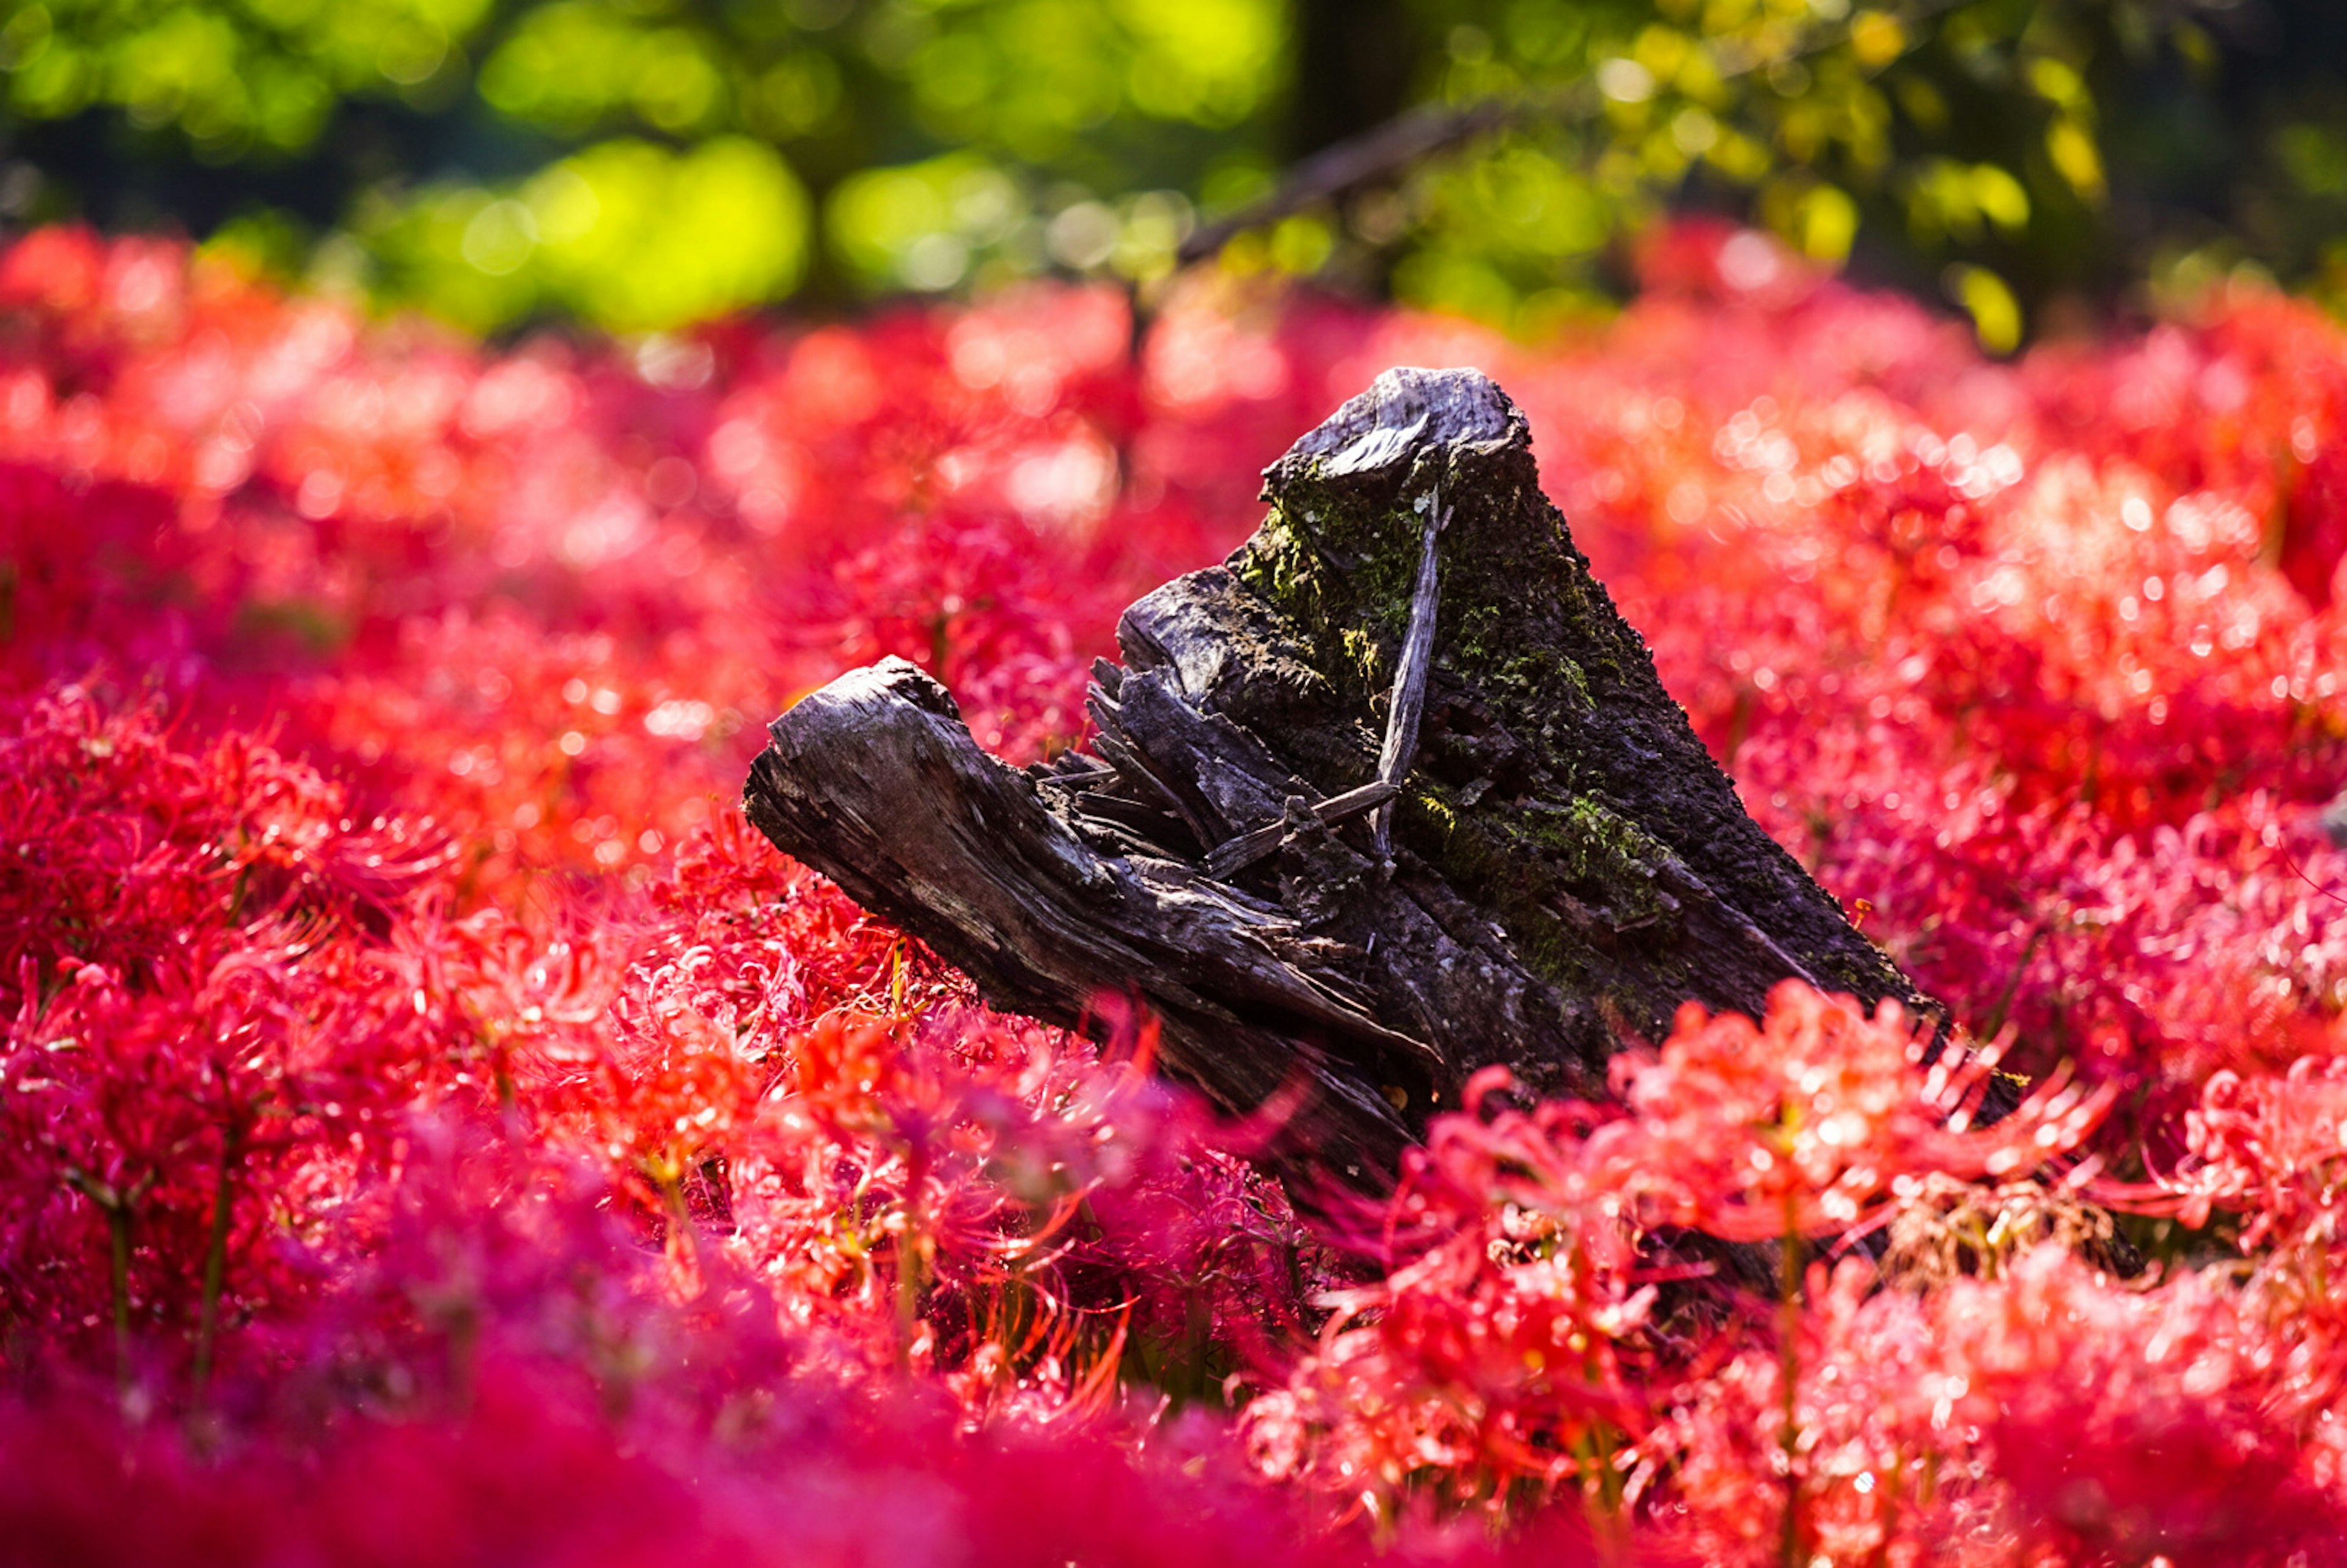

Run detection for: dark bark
[[744, 367, 1941, 1190]]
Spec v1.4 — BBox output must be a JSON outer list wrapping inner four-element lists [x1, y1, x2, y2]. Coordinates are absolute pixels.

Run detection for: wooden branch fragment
[[1205, 779, 1401, 880], [1370, 483, 1448, 857], [1084, 716, 1216, 854], [1177, 98, 1524, 266], [745, 366, 1948, 1192]]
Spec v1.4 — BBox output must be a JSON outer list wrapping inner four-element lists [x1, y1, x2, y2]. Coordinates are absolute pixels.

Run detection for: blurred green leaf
[[1947, 261, 2021, 353], [479, 3, 727, 136], [364, 136, 810, 332], [3, 0, 490, 156]]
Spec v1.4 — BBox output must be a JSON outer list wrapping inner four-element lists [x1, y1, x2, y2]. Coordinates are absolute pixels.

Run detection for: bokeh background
[[2, 0, 2341, 342]]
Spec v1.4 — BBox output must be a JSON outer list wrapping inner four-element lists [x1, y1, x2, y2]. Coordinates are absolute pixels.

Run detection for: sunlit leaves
[[829, 153, 1029, 293], [0, 0, 490, 154], [830, 153, 1197, 293], [478, 2, 727, 136], [1111, 0, 1284, 126], [1944, 261, 2020, 353], [1902, 158, 2030, 246], [1389, 137, 1617, 331], [889, 0, 1280, 156], [363, 137, 812, 332], [1846, 8, 1903, 70], [0, 0, 2302, 344], [2045, 115, 2106, 203], [1368, 0, 2183, 332], [1756, 173, 1856, 263], [743, 48, 845, 139]]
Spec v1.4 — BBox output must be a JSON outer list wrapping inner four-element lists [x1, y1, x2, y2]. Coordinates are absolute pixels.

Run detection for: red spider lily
[[1658, 1247, 2347, 1567], [6, 219, 2347, 1561], [1259, 982, 2113, 1537], [1591, 983, 2113, 1243], [1249, 1087, 1661, 1524], [2145, 1053, 2347, 1249]]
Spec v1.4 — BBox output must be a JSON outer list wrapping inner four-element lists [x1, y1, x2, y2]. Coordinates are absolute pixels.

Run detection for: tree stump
[[744, 367, 1941, 1189]]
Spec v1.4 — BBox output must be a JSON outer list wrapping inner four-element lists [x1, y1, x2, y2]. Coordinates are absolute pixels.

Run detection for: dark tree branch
[[1174, 0, 1977, 270], [1176, 97, 1529, 266]]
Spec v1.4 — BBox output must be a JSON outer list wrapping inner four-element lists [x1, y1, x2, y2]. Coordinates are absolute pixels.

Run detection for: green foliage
[[1339, 0, 2151, 335], [1, 0, 489, 155], [356, 136, 810, 333], [1, 0, 2340, 339], [477, 3, 731, 137]]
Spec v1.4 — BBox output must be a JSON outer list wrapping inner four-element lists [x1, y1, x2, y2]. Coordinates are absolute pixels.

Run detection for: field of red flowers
[[5, 219, 2347, 1566]]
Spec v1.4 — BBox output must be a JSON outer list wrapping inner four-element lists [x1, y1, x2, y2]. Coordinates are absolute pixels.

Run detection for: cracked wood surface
[[744, 366, 1940, 1190]]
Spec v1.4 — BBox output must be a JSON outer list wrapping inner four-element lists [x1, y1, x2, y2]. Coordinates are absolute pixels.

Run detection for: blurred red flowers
[[5, 221, 2347, 1564]]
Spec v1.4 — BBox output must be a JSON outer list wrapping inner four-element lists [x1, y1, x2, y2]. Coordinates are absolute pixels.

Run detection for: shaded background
[[0, 0, 2340, 342]]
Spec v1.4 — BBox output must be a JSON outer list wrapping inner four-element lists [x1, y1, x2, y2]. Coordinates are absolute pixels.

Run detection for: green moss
[[1256, 469, 1427, 623], [1257, 469, 1621, 740], [1222, 430, 1925, 1052], [1402, 792, 1594, 996], [1252, 475, 1687, 1002], [1233, 516, 1317, 611], [1555, 658, 1593, 710], [1416, 788, 1456, 837], [1480, 642, 1590, 711], [1510, 797, 1675, 929]]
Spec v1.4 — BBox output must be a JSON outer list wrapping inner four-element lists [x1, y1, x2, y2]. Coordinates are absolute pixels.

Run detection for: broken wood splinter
[[1370, 478, 1450, 857], [1202, 778, 1403, 879]]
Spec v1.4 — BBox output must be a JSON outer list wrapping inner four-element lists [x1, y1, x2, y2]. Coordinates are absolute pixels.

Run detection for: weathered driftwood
[[744, 367, 1941, 1189]]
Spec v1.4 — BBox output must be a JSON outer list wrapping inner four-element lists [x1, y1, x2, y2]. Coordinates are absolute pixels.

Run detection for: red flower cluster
[[1249, 987, 2112, 1550], [5, 219, 2347, 1564]]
